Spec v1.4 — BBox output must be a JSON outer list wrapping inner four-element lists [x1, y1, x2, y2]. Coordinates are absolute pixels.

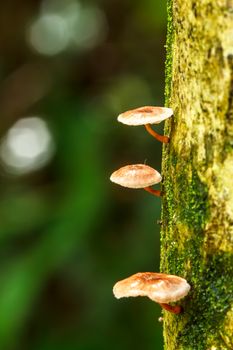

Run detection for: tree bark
[[161, 1, 233, 349]]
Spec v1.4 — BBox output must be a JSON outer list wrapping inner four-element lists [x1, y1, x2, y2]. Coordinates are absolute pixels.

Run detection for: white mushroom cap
[[110, 164, 162, 189], [113, 272, 191, 304], [117, 106, 173, 126]]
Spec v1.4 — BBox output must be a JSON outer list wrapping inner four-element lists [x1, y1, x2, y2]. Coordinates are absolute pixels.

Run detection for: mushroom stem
[[159, 303, 182, 314], [145, 124, 170, 143], [144, 187, 161, 197]]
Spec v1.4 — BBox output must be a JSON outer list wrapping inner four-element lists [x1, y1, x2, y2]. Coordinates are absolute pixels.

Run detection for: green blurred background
[[0, 1, 167, 349]]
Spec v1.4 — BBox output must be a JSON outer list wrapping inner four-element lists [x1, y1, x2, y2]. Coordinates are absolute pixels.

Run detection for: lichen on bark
[[160, 0, 233, 349]]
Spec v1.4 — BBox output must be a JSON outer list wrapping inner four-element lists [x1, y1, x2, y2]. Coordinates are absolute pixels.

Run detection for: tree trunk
[[161, 1, 233, 349]]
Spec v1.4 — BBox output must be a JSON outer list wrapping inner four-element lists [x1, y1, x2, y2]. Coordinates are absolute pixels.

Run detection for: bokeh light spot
[[28, 14, 70, 55], [70, 6, 107, 50], [27, 0, 107, 55], [0, 117, 55, 175]]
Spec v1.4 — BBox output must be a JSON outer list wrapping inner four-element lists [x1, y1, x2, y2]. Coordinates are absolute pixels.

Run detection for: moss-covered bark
[[161, 1, 233, 349]]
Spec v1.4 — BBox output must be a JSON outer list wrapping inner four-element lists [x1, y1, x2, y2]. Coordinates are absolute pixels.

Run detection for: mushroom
[[113, 272, 191, 314], [117, 106, 173, 143], [110, 164, 162, 197]]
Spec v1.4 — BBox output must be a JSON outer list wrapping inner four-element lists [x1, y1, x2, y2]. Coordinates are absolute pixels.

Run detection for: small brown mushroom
[[110, 164, 162, 197], [113, 272, 190, 314], [117, 106, 173, 143]]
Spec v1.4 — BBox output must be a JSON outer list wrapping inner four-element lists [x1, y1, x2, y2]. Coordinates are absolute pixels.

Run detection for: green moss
[[162, 202, 233, 349], [161, 0, 233, 348], [223, 140, 233, 154], [160, 148, 232, 348], [164, 0, 173, 105], [162, 150, 209, 237], [179, 252, 233, 349], [177, 170, 209, 233], [161, 149, 233, 349]]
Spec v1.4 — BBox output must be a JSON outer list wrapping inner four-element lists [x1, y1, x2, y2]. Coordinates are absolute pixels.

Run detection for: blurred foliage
[[0, 0, 167, 349]]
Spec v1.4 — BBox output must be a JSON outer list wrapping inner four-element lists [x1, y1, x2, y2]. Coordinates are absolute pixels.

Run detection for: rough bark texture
[[161, 1, 233, 349]]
